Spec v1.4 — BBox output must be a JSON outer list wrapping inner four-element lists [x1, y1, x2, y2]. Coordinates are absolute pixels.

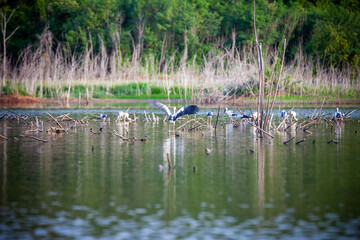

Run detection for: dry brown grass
[[0, 29, 358, 100]]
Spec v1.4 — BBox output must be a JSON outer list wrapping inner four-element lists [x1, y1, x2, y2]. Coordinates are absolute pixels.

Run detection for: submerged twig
[[90, 129, 100, 135], [19, 134, 48, 143], [295, 139, 306, 145], [344, 109, 357, 118], [248, 122, 274, 138], [46, 112, 65, 131], [277, 115, 289, 130], [188, 122, 206, 132], [167, 153, 172, 169], [113, 130, 129, 141], [284, 118, 300, 132], [283, 136, 295, 144], [303, 129, 312, 135], [327, 140, 339, 144], [0, 133, 9, 141]]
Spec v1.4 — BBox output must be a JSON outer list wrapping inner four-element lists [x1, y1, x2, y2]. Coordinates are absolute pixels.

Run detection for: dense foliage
[[1, 0, 360, 70]]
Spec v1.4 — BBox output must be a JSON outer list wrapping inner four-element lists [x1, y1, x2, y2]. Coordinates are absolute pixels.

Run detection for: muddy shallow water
[[1, 105, 360, 239]]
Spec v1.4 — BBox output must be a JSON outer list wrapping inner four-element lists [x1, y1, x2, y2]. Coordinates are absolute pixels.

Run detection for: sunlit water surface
[[1, 106, 360, 239]]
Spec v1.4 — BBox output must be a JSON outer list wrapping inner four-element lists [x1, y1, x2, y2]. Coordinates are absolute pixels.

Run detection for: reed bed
[[1, 30, 359, 101]]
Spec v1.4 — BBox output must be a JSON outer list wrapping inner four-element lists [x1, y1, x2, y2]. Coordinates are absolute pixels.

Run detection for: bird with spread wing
[[149, 100, 199, 121]]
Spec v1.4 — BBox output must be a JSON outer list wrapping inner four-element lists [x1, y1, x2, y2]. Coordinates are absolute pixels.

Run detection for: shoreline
[[1, 94, 359, 108]]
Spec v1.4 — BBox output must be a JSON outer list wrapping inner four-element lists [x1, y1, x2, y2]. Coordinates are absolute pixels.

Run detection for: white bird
[[334, 108, 343, 119], [281, 110, 297, 121], [224, 107, 237, 118], [149, 100, 199, 121], [288, 110, 297, 121], [252, 112, 258, 120], [115, 111, 130, 120]]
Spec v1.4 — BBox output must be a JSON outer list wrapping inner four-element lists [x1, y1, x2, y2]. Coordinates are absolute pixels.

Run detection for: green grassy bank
[[1, 82, 189, 100], [1, 81, 359, 102]]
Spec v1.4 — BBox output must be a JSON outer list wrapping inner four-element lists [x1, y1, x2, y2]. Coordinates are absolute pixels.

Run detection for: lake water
[[1, 104, 360, 239]]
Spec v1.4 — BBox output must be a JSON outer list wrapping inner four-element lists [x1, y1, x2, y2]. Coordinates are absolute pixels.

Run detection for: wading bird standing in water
[[334, 108, 343, 119], [281, 110, 297, 121], [149, 100, 199, 121], [224, 107, 237, 118], [115, 111, 130, 122], [288, 110, 297, 121], [334, 108, 344, 122], [224, 107, 256, 121], [206, 111, 213, 125]]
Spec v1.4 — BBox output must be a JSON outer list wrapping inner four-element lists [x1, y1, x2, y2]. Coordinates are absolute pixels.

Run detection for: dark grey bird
[[224, 108, 250, 120], [225, 108, 254, 120], [241, 113, 253, 119], [149, 100, 199, 121]]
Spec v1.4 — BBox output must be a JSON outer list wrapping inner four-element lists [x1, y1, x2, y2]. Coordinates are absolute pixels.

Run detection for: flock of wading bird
[[0, 103, 358, 148]]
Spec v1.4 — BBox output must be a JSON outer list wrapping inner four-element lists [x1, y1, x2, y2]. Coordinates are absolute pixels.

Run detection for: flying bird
[[149, 100, 199, 121]]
